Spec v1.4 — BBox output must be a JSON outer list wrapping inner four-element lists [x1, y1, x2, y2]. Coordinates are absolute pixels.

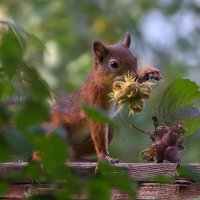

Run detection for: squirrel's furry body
[[45, 33, 161, 163]]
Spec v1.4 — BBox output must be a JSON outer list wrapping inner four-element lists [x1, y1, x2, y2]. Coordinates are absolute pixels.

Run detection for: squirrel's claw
[[104, 155, 121, 164], [139, 66, 162, 82]]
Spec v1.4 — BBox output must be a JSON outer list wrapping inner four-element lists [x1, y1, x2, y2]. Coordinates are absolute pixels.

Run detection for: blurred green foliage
[[82, 104, 117, 127], [0, 18, 137, 200], [178, 165, 200, 183], [0, 0, 200, 199]]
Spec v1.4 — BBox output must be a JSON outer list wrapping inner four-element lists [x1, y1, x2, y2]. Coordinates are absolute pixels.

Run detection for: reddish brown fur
[[44, 32, 161, 163]]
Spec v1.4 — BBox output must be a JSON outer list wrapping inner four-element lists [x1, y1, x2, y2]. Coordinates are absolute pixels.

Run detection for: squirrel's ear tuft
[[122, 32, 131, 48], [93, 41, 108, 61]]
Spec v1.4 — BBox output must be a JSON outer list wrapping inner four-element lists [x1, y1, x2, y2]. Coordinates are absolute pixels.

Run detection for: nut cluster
[[109, 74, 155, 115], [140, 121, 186, 163]]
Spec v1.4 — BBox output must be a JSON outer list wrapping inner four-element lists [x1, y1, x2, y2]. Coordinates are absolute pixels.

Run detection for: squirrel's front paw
[[104, 155, 121, 164], [139, 66, 162, 82]]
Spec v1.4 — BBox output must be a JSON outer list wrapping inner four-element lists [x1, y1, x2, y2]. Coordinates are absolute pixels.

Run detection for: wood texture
[[138, 182, 200, 200], [0, 162, 200, 199]]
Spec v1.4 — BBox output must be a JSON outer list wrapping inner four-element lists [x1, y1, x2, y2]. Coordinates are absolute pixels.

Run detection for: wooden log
[[0, 162, 200, 199], [1, 182, 200, 200], [137, 182, 200, 200], [1, 162, 200, 182]]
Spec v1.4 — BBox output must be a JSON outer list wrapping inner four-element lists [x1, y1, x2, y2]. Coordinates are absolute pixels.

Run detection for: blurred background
[[0, 0, 200, 162]]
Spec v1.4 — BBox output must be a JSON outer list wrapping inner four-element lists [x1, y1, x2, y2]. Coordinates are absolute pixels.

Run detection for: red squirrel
[[41, 32, 161, 163]]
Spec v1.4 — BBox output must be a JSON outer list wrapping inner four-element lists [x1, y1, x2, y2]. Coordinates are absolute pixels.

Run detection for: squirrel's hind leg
[[70, 128, 115, 162]]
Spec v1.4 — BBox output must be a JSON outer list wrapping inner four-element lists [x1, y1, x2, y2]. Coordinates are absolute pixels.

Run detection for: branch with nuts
[[130, 121, 186, 163], [110, 73, 187, 163]]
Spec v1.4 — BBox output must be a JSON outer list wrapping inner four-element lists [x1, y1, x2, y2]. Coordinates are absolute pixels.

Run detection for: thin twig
[[130, 124, 154, 140]]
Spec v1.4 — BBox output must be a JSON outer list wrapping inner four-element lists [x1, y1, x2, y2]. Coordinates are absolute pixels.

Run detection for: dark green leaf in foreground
[[0, 82, 14, 99], [33, 134, 70, 180], [177, 165, 200, 183], [0, 28, 23, 79], [27, 194, 57, 200], [152, 175, 173, 184], [88, 161, 137, 199], [40, 135, 67, 173], [0, 20, 46, 54], [88, 179, 110, 200], [15, 100, 50, 130], [82, 104, 116, 127], [0, 26, 23, 63], [3, 128, 33, 155], [0, 182, 9, 195], [0, 102, 10, 126], [21, 64, 51, 99], [0, 141, 10, 162]]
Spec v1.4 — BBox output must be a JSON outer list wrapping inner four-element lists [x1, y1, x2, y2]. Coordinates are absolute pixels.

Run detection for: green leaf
[[0, 27, 23, 63], [24, 162, 44, 180], [3, 128, 33, 155], [0, 28, 23, 79], [0, 182, 9, 195], [178, 165, 200, 183], [155, 78, 200, 135], [94, 161, 137, 198], [88, 179, 110, 200], [21, 64, 51, 99], [0, 20, 45, 53], [0, 81, 14, 99], [152, 175, 173, 184], [168, 106, 200, 136], [27, 194, 57, 200], [0, 141, 10, 162], [82, 104, 116, 127], [16, 100, 50, 130], [33, 134, 70, 180], [0, 102, 10, 126], [41, 135, 68, 167], [185, 117, 200, 136], [172, 107, 200, 119]]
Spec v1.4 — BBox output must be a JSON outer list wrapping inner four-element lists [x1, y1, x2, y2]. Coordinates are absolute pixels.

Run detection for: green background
[[0, 0, 200, 162]]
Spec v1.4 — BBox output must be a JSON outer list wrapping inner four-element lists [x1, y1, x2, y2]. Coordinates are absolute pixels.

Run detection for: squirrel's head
[[92, 32, 138, 85]]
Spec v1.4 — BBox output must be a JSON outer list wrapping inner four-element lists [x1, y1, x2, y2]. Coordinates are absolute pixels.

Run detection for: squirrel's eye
[[109, 60, 119, 69]]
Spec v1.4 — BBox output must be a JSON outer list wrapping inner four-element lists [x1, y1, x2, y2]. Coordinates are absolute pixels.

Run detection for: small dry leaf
[[140, 144, 156, 161]]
